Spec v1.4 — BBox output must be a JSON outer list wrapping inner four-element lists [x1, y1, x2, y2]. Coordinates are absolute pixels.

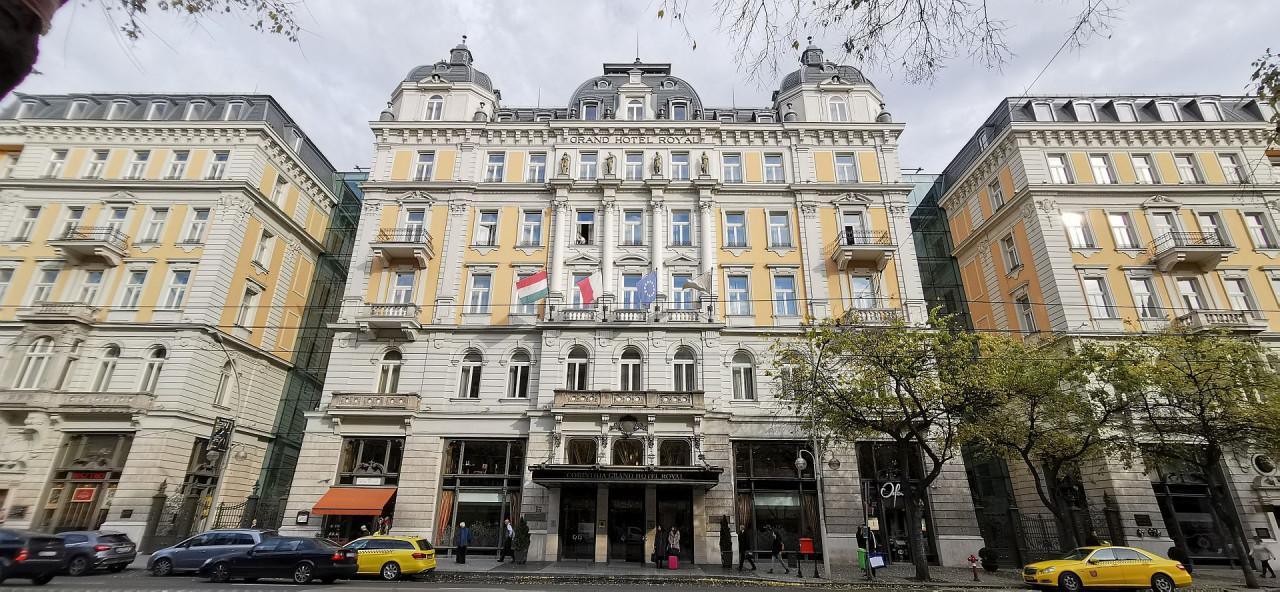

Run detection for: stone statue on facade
[[699, 152, 709, 176], [559, 153, 570, 176], [604, 153, 615, 176], [652, 152, 662, 176]]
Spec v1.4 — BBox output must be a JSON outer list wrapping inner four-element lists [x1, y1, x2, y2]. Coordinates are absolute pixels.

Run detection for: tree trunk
[[1028, 459, 1081, 550], [898, 442, 930, 581], [1202, 456, 1260, 589]]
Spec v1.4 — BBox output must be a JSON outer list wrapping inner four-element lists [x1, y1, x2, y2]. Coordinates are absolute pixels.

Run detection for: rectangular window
[[141, 207, 168, 243], [183, 208, 210, 243], [513, 273, 538, 315], [519, 210, 542, 246], [772, 275, 797, 316], [254, 229, 274, 265], [165, 150, 189, 179], [1047, 154, 1071, 184], [724, 212, 747, 247], [14, 206, 41, 241], [467, 272, 492, 313], [1244, 213, 1277, 249], [234, 288, 259, 327], [621, 274, 641, 308], [849, 275, 879, 309], [107, 101, 129, 120], [184, 102, 206, 120], [672, 103, 688, 121], [0, 267, 12, 302], [83, 150, 108, 179], [0, 152, 17, 178], [402, 209, 426, 241], [1218, 154, 1245, 184], [390, 272, 414, 303], [764, 154, 784, 183], [575, 210, 595, 245], [525, 153, 547, 183], [1001, 234, 1021, 271], [1223, 277, 1256, 312], [1174, 154, 1201, 183], [622, 211, 644, 245], [125, 150, 149, 179], [834, 153, 857, 183], [577, 152, 597, 180], [1032, 102, 1054, 121], [32, 269, 58, 303], [670, 210, 691, 246], [671, 274, 694, 309], [78, 270, 104, 304], [206, 151, 229, 180], [1089, 154, 1114, 184], [224, 101, 245, 120], [484, 152, 506, 182], [1081, 276, 1117, 318], [583, 103, 599, 121], [1132, 155, 1158, 184], [103, 207, 128, 233], [269, 174, 288, 205], [1128, 277, 1162, 319], [120, 270, 147, 309], [1156, 101, 1180, 122], [1196, 212, 1229, 245], [1200, 102, 1223, 121], [727, 274, 750, 315], [67, 100, 88, 119], [1115, 102, 1137, 122], [767, 212, 792, 247], [1016, 295, 1037, 332], [1063, 212, 1095, 248], [571, 273, 590, 307], [671, 153, 690, 180], [987, 179, 1005, 210], [45, 149, 67, 178], [624, 152, 644, 181], [722, 154, 742, 183], [1149, 211, 1177, 240], [163, 270, 191, 309], [413, 151, 435, 181], [1073, 101, 1097, 122], [61, 207, 84, 237], [1176, 277, 1205, 310], [475, 210, 499, 246], [1108, 212, 1138, 249]]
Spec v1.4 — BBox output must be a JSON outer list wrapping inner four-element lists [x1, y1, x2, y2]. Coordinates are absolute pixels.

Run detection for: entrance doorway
[[657, 487, 693, 563], [608, 487, 645, 562], [559, 487, 596, 560]]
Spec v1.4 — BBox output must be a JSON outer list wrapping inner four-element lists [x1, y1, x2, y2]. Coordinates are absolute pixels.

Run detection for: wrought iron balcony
[[1174, 309, 1268, 333], [328, 392, 420, 415], [1150, 231, 1232, 272], [47, 226, 129, 265], [553, 389, 704, 411], [16, 301, 102, 324], [829, 230, 895, 271], [371, 227, 434, 266], [355, 303, 421, 338]]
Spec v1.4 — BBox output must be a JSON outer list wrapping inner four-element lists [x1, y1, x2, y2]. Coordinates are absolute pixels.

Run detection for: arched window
[[214, 361, 235, 406], [377, 350, 402, 393], [612, 439, 644, 466], [15, 337, 55, 389], [828, 96, 849, 122], [425, 95, 444, 120], [659, 439, 691, 466], [458, 351, 482, 399], [92, 345, 120, 392], [567, 438, 597, 465], [731, 351, 756, 400], [619, 348, 642, 391], [139, 346, 167, 393], [626, 99, 644, 121], [565, 346, 589, 390], [673, 347, 696, 392], [507, 350, 531, 399]]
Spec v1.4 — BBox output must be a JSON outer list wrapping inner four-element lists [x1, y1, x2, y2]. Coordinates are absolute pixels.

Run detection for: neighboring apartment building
[[0, 94, 342, 546], [280, 41, 985, 567], [938, 95, 1280, 563]]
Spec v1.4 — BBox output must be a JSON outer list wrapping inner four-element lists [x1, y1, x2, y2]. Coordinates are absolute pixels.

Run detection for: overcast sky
[[13, 0, 1278, 173]]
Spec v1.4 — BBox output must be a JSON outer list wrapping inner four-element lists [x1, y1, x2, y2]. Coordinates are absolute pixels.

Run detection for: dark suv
[[57, 531, 136, 576], [0, 528, 65, 585]]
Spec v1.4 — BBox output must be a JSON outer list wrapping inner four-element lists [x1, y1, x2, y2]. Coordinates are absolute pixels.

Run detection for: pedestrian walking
[[455, 522, 473, 564], [738, 525, 756, 571], [1253, 536, 1277, 578], [856, 524, 877, 579], [654, 525, 667, 568], [498, 518, 515, 562], [667, 525, 682, 563], [768, 527, 789, 574]]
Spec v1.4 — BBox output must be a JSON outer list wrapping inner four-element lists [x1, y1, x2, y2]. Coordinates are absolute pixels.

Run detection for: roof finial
[[462, 34, 467, 44], [807, 36, 813, 45], [635, 31, 640, 62]]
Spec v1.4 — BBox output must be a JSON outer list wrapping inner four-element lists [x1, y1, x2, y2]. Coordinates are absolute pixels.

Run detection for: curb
[[425, 571, 1018, 588]]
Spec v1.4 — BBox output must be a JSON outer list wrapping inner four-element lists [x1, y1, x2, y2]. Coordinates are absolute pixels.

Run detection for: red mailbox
[[799, 538, 814, 555]]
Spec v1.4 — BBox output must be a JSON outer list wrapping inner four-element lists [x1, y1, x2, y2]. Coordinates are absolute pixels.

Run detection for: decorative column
[[549, 178, 573, 304], [600, 178, 621, 300], [645, 178, 670, 294]]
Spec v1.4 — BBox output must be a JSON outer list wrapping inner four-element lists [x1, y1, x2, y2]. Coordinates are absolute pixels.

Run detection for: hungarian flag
[[516, 270, 549, 304], [576, 272, 602, 306]]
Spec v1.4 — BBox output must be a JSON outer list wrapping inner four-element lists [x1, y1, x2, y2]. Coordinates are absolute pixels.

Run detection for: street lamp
[[794, 449, 829, 579]]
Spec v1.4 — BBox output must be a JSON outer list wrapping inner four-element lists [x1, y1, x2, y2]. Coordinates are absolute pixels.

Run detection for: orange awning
[[312, 487, 396, 516]]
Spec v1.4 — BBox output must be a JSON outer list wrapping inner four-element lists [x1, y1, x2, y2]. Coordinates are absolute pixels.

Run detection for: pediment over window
[[1141, 194, 1181, 209], [397, 190, 436, 205], [830, 192, 874, 206], [614, 254, 650, 266], [565, 253, 601, 266], [664, 253, 698, 266]]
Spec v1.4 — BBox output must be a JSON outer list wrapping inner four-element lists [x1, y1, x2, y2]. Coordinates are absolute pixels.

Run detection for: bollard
[[968, 554, 980, 582]]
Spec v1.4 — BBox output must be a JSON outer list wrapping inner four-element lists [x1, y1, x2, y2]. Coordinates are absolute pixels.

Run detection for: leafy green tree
[[774, 311, 990, 581]]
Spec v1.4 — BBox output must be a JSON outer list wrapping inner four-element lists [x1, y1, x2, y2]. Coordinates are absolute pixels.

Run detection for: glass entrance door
[[559, 487, 597, 560], [608, 487, 645, 562], [657, 487, 693, 563]]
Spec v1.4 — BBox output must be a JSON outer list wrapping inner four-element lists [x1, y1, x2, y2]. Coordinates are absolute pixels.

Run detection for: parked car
[[344, 535, 436, 580], [198, 536, 358, 584], [57, 530, 136, 576], [1022, 546, 1192, 592], [147, 528, 276, 576], [0, 528, 65, 586]]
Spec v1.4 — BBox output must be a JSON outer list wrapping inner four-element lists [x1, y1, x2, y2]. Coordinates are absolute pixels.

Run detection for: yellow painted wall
[[104, 149, 126, 179], [999, 167, 1015, 198], [283, 186, 301, 220], [144, 149, 168, 179], [390, 150, 411, 181], [435, 150, 456, 181], [1154, 153, 1178, 184], [1113, 154, 1136, 184], [504, 151, 524, 183], [186, 150, 209, 180], [744, 152, 762, 183], [1197, 152, 1225, 183], [1068, 152, 1095, 184], [219, 217, 263, 330], [62, 149, 86, 179], [858, 152, 881, 183], [259, 163, 278, 196], [813, 152, 835, 183]]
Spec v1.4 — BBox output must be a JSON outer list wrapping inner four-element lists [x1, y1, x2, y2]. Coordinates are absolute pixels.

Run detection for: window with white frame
[[213, 362, 235, 406], [253, 229, 274, 265], [1000, 234, 1021, 272], [670, 210, 691, 246], [671, 153, 690, 180], [125, 150, 149, 179], [205, 151, 229, 180], [1032, 102, 1055, 121], [1115, 102, 1137, 122], [13, 206, 40, 241], [390, 271, 414, 303], [377, 350, 402, 393], [268, 173, 288, 205], [578, 152, 597, 180], [767, 212, 792, 247], [60, 207, 83, 238], [413, 151, 435, 181], [45, 149, 67, 177], [1223, 277, 1258, 312], [54, 339, 83, 390], [67, 100, 89, 119], [513, 272, 538, 315], [835, 153, 857, 183], [0, 267, 12, 302], [988, 179, 1005, 210], [458, 351, 483, 398], [467, 271, 492, 313], [727, 274, 750, 315], [731, 352, 756, 400], [828, 96, 849, 122], [1128, 276, 1163, 319], [519, 210, 542, 246], [1080, 275, 1117, 318], [1108, 212, 1139, 248], [138, 347, 166, 393], [233, 286, 261, 329], [722, 154, 742, 183], [1148, 211, 1178, 241], [92, 345, 119, 392], [14, 337, 55, 389], [772, 274, 797, 316], [1175, 277, 1206, 310], [103, 206, 128, 233], [165, 150, 189, 179], [1218, 154, 1245, 184], [1244, 212, 1278, 248], [764, 154, 784, 183], [32, 268, 59, 303], [1016, 294, 1037, 332], [671, 102, 688, 121], [575, 211, 595, 245], [622, 211, 644, 246], [526, 153, 547, 183], [565, 347, 589, 389], [78, 270, 104, 304], [671, 274, 694, 309], [1199, 101, 1223, 121], [1046, 154, 1071, 184], [1174, 154, 1201, 183], [402, 209, 426, 240], [626, 99, 644, 121], [184, 101, 206, 120], [582, 102, 599, 121], [624, 152, 643, 180], [849, 274, 879, 309], [84, 150, 108, 179], [1062, 212, 1095, 248], [1132, 155, 1158, 184], [183, 208, 210, 243], [724, 212, 747, 247], [673, 348, 696, 391], [570, 273, 590, 307], [621, 273, 641, 308], [475, 210, 499, 246], [163, 270, 191, 308], [619, 349, 642, 390], [507, 350, 530, 398], [425, 95, 444, 120], [120, 270, 147, 309], [1089, 154, 1114, 184], [107, 101, 129, 120], [141, 207, 168, 243], [484, 152, 506, 182], [0, 152, 17, 178], [224, 101, 245, 120], [1156, 101, 1180, 121], [1073, 101, 1097, 122], [1196, 212, 1229, 245]]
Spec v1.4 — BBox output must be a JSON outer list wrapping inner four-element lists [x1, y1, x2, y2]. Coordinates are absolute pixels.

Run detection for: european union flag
[[636, 271, 658, 309]]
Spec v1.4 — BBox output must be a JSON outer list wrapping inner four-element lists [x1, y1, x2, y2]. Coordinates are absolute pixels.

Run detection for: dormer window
[[1199, 101, 1223, 121], [1032, 102, 1055, 121], [147, 102, 168, 120], [755, 112, 775, 123], [718, 113, 736, 123], [626, 99, 644, 121], [534, 113, 552, 122], [583, 102, 599, 121], [289, 129, 304, 152], [184, 101, 207, 120], [1114, 102, 1137, 122], [828, 96, 849, 122], [16, 101, 37, 118], [425, 95, 444, 120], [67, 100, 89, 119], [671, 102, 688, 121], [1072, 101, 1096, 122], [224, 101, 245, 120], [1155, 101, 1180, 121], [107, 100, 130, 120]]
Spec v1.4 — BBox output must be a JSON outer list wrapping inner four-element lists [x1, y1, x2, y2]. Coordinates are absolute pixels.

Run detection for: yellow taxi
[[1022, 546, 1191, 592], [343, 535, 437, 580]]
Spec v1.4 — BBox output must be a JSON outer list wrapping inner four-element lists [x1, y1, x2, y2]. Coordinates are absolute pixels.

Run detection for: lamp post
[[794, 449, 829, 579], [204, 333, 245, 530]]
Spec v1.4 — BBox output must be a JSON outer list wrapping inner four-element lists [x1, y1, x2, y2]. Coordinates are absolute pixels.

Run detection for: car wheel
[[209, 562, 232, 584], [31, 573, 55, 586], [1058, 571, 1084, 592], [107, 563, 128, 573], [151, 557, 173, 577], [292, 562, 314, 585], [1152, 573, 1176, 592], [67, 555, 91, 576], [380, 561, 401, 581]]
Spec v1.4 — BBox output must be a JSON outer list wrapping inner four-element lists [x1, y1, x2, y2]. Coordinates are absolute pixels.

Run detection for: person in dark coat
[[738, 525, 756, 571], [1085, 530, 1102, 546], [455, 522, 473, 564], [768, 527, 789, 574], [654, 525, 667, 568], [497, 518, 515, 562]]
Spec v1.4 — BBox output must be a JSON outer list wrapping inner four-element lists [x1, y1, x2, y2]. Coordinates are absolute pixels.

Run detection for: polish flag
[[576, 272, 602, 306]]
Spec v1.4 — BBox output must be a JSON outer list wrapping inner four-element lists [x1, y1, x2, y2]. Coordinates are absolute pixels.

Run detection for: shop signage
[[71, 487, 96, 502], [70, 472, 108, 480], [565, 132, 698, 145], [531, 465, 723, 486], [209, 417, 235, 453]]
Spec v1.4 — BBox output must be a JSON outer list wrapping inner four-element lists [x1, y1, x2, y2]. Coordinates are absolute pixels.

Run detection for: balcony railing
[[371, 227, 435, 265], [47, 226, 129, 265], [835, 230, 893, 247], [355, 303, 421, 337], [329, 392, 420, 414], [56, 226, 129, 249], [840, 306, 904, 325], [829, 230, 895, 271], [376, 227, 432, 244], [1150, 231, 1232, 272], [0, 390, 153, 411], [16, 301, 101, 324], [553, 389, 704, 410], [1174, 309, 1268, 333]]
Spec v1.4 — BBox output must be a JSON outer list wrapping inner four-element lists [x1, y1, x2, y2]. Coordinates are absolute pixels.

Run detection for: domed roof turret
[[567, 61, 703, 118], [778, 41, 873, 94], [402, 35, 495, 93]]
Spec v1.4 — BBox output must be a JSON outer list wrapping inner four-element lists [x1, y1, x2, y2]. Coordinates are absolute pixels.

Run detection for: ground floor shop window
[[857, 442, 937, 564], [39, 433, 132, 533], [733, 441, 820, 558], [1149, 456, 1242, 563], [338, 437, 403, 485], [437, 439, 525, 550]]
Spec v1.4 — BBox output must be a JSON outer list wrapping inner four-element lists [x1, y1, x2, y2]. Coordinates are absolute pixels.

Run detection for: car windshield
[[1059, 548, 1092, 561]]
